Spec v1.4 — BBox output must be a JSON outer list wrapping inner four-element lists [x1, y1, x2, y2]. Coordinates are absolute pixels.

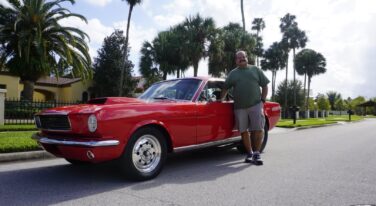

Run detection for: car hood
[[38, 97, 146, 115]]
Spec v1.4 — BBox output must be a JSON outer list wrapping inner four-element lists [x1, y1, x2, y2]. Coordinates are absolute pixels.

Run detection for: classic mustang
[[33, 77, 281, 180]]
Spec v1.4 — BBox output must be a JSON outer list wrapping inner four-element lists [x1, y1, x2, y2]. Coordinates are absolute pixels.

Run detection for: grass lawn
[[0, 131, 41, 153], [277, 115, 364, 128], [0, 124, 38, 132]]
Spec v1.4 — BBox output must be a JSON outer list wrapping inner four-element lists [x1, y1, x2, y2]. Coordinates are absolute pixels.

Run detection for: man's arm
[[261, 86, 268, 102], [220, 88, 228, 101]]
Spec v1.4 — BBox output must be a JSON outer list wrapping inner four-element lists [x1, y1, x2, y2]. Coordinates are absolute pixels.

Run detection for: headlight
[[88, 114, 97, 132]]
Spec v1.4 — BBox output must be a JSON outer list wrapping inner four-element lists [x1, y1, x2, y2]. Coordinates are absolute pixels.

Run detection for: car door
[[196, 80, 236, 144]]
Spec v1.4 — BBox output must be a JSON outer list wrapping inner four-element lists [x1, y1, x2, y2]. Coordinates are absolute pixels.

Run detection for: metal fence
[[4, 98, 79, 125]]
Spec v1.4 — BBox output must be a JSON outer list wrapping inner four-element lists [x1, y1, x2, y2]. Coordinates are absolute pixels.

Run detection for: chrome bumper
[[32, 133, 119, 147]]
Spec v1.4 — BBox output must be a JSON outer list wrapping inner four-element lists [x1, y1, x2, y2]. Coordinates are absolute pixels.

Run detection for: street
[[1, 119, 376, 206]]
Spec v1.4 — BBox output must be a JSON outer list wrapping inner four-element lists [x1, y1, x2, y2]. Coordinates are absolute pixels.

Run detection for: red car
[[33, 77, 281, 180]]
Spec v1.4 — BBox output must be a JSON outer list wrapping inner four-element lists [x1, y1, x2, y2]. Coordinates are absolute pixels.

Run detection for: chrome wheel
[[132, 134, 162, 173]]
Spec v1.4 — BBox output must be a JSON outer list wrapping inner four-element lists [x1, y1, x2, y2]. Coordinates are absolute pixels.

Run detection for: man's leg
[[242, 131, 254, 163], [241, 131, 252, 154], [235, 109, 253, 163], [250, 130, 263, 152], [250, 130, 264, 165]]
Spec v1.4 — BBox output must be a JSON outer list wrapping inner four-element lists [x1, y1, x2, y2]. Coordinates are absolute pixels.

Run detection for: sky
[[1, 0, 376, 99]]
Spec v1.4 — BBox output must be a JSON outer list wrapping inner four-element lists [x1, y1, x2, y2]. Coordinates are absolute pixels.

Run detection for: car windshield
[[139, 79, 202, 101]]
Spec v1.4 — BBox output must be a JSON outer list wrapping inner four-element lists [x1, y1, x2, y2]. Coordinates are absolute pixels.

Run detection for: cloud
[[113, 20, 158, 75], [83, 0, 112, 7], [61, 0, 376, 98], [0, 0, 13, 9], [59, 17, 113, 59]]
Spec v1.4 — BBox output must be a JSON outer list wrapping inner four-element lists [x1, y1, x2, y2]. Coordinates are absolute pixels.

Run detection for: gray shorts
[[234, 102, 265, 133]]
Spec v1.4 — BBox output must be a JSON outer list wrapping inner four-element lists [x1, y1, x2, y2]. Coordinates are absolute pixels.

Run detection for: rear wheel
[[119, 127, 167, 181], [236, 123, 269, 153]]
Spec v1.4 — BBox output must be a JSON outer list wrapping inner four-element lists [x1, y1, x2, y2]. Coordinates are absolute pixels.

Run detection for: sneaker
[[252, 153, 263, 165], [244, 153, 253, 163]]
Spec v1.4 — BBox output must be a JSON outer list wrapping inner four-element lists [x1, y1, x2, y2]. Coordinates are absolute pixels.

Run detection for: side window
[[198, 81, 226, 102], [198, 85, 209, 102]]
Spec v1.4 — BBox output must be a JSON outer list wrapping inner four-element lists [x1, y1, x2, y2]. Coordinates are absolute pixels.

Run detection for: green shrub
[[0, 131, 41, 153]]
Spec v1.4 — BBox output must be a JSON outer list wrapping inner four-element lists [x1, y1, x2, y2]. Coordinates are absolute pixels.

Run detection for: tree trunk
[[306, 77, 311, 111], [284, 54, 289, 116], [177, 69, 180, 78], [193, 62, 199, 77], [119, 5, 134, 96], [293, 48, 296, 107], [272, 70, 276, 101], [163, 72, 167, 80], [22, 80, 35, 101], [303, 73, 307, 110], [241, 0, 245, 31]]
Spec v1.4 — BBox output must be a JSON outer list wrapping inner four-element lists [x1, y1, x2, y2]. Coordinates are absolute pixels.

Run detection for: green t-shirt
[[224, 65, 270, 109]]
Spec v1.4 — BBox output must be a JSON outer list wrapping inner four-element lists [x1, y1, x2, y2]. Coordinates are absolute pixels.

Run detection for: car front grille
[[37, 115, 71, 131]]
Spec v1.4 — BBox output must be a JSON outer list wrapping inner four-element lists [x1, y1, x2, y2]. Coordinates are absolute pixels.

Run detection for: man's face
[[236, 52, 248, 67]]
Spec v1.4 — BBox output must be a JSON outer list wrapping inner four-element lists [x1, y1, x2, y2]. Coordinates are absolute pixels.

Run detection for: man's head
[[235, 51, 248, 68]]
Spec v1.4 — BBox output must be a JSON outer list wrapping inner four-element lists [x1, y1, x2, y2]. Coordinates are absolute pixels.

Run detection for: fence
[[4, 98, 79, 125]]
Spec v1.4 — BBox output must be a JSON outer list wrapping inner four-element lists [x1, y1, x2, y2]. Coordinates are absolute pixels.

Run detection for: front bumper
[[32, 133, 122, 163], [32, 133, 119, 147]]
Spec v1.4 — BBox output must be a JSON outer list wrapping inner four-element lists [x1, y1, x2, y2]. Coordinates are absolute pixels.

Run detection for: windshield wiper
[[153, 97, 173, 100]]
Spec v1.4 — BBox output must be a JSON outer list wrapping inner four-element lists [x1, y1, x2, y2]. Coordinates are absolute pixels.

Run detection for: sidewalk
[[0, 150, 55, 163]]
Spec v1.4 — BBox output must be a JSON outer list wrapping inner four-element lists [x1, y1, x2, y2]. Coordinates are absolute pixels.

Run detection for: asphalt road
[[1, 119, 376, 206]]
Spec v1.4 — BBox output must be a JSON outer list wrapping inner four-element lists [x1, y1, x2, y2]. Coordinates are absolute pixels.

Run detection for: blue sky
[[1, 0, 376, 99]]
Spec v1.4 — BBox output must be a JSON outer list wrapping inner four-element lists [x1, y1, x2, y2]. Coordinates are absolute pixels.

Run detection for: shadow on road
[[0, 147, 250, 205]]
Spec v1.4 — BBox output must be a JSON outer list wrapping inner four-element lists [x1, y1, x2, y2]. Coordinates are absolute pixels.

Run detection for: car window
[[139, 79, 202, 101], [198, 81, 225, 102]]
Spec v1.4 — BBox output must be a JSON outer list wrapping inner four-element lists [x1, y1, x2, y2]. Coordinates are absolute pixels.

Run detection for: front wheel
[[119, 127, 167, 181], [236, 123, 269, 153]]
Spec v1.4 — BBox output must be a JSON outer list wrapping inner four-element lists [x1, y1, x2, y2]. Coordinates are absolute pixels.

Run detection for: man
[[220, 50, 269, 165]]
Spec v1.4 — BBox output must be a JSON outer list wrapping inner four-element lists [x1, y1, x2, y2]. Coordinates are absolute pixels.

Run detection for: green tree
[[208, 23, 255, 76], [335, 98, 345, 114], [180, 14, 216, 77], [92, 30, 136, 97], [0, 0, 92, 100], [307, 97, 316, 111], [294, 49, 327, 111], [326, 91, 342, 110], [351, 96, 366, 115], [139, 29, 189, 81], [119, 0, 142, 96], [139, 41, 162, 88], [251, 18, 265, 67], [316, 94, 330, 110], [261, 42, 287, 101], [280, 13, 308, 108], [275, 79, 304, 112]]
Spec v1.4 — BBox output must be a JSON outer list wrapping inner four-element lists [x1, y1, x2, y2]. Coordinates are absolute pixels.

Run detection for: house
[[0, 72, 93, 102]]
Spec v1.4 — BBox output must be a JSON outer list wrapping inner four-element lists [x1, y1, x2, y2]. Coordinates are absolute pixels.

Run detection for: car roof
[[161, 76, 225, 82]]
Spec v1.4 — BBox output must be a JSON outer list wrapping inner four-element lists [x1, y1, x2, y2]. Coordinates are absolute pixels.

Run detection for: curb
[[0, 150, 55, 163]]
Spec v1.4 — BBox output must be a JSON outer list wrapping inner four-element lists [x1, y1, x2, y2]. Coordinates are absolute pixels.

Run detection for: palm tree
[[180, 14, 216, 77], [240, 0, 245, 31], [139, 29, 189, 81], [326, 91, 342, 110], [251, 18, 265, 67], [279, 14, 296, 114], [208, 23, 255, 76], [139, 41, 161, 87], [280, 13, 308, 115], [0, 0, 92, 100], [294, 49, 327, 110], [119, 0, 142, 96], [261, 42, 287, 101]]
